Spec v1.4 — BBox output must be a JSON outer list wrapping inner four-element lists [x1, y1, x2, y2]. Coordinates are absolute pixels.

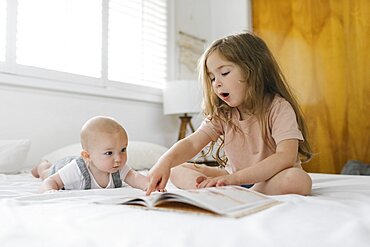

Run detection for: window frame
[[0, 0, 174, 103]]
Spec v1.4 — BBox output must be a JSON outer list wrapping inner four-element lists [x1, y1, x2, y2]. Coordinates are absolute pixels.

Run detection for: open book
[[97, 185, 281, 218]]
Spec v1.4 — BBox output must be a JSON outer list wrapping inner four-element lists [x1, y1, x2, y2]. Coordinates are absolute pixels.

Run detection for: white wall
[[173, 0, 252, 80], [0, 0, 251, 169], [174, 0, 252, 127], [210, 0, 252, 41], [174, 0, 212, 80], [0, 84, 178, 169]]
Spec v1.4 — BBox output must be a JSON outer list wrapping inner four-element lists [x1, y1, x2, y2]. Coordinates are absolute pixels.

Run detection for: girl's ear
[[81, 150, 90, 159]]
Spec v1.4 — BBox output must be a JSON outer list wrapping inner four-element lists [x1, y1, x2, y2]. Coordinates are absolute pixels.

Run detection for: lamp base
[[178, 113, 208, 162], [178, 113, 195, 140]]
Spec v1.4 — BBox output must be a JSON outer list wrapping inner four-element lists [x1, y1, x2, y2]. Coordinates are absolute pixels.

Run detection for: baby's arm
[[124, 169, 149, 191], [39, 173, 64, 193]]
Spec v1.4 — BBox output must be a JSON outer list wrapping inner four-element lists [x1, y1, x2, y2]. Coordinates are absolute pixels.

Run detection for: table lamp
[[163, 80, 203, 140]]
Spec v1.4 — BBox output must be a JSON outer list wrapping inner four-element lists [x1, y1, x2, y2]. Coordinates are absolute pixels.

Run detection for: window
[[108, 0, 167, 87], [0, 0, 168, 101], [16, 0, 102, 78]]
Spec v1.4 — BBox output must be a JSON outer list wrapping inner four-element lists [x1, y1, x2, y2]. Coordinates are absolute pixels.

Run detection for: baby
[[32, 116, 148, 192]]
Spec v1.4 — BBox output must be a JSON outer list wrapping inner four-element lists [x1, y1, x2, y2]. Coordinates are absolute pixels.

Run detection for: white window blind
[[108, 0, 167, 87], [0, 0, 168, 90]]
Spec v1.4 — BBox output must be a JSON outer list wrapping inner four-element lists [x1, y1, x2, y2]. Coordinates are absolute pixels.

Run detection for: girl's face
[[86, 131, 128, 174], [206, 50, 247, 109]]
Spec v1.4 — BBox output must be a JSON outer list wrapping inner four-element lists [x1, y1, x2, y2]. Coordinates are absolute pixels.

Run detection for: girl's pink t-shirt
[[198, 96, 303, 173]]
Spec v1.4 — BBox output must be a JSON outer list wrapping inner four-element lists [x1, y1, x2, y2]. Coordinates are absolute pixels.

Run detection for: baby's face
[[87, 130, 128, 173]]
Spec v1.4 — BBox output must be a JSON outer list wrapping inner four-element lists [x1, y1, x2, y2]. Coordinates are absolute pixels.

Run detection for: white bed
[[1, 140, 370, 246], [1, 171, 370, 247]]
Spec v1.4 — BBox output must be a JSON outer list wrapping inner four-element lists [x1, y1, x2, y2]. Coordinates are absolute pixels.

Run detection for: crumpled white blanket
[[0, 172, 370, 247]]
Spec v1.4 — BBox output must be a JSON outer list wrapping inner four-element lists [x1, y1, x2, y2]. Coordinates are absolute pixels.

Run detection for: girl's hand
[[146, 161, 171, 195], [196, 174, 235, 188]]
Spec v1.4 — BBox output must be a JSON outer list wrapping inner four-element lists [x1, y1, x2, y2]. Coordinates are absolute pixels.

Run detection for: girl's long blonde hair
[[198, 32, 312, 166]]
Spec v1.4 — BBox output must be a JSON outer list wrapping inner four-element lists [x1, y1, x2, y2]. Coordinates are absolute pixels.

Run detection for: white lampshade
[[163, 80, 203, 115]]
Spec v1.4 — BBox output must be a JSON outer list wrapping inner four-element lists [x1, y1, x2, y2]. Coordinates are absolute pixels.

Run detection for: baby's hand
[[43, 189, 58, 193]]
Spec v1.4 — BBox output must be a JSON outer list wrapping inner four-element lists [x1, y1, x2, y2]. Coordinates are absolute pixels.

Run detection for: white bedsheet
[[1, 172, 369, 247]]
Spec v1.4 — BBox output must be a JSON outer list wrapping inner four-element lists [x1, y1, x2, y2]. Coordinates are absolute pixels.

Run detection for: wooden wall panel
[[252, 0, 370, 173]]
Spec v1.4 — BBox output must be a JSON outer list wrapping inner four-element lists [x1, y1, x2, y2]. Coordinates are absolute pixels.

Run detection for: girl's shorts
[[241, 184, 254, 189]]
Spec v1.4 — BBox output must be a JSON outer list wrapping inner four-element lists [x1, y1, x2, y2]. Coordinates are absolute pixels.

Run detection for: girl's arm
[[39, 173, 64, 193], [236, 139, 300, 184], [146, 130, 212, 195], [197, 139, 299, 187]]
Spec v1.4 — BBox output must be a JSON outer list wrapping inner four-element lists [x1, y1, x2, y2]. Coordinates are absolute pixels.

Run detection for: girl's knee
[[170, 163, 204, 179], [169, 163, 200, 189], [170, 163, 227, 189], [170, 163, 194, 181], [170, 164, 185, 179], [172, 162, 206, 174], [282, 168, 312, 195]]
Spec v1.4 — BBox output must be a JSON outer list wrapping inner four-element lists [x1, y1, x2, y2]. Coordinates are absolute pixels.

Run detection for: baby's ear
[[81, 150, 90, 159]]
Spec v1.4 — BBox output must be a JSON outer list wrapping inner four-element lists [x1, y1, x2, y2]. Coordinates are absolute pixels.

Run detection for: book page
[[156, 186, 277, 216], [95, 186, 280, 218], [94, 188, 151, 206]]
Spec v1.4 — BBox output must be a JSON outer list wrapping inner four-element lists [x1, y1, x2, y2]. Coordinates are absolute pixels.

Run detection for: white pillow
[[0, 139, 31, 174], [41, 141, 168, 171], [126, 141, 168, 170], [42, 143, 82, 164]]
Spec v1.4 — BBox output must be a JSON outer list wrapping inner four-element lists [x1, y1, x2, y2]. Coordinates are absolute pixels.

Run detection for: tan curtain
[[252, 0, 370, 173]]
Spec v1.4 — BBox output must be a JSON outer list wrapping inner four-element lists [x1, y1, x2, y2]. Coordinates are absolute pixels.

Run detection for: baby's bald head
[[80, 116, 127, 150]]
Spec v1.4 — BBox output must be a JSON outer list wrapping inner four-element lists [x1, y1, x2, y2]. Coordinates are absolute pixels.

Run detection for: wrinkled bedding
[[1, 172, 370, 247]]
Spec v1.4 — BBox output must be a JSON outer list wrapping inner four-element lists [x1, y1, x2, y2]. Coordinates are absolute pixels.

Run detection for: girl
[[147, 32, 312, 196]]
